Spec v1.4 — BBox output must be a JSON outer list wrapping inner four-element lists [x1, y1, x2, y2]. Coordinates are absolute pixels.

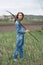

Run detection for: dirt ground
[[0, 22, 43, 32]]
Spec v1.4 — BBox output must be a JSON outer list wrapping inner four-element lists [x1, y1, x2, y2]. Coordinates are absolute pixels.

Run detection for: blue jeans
[[14, 35, 24, 59]]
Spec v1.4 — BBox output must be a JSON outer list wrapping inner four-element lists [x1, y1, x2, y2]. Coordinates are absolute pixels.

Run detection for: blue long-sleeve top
[[15, 19, 26, 47], [15, 19, 26, 34]]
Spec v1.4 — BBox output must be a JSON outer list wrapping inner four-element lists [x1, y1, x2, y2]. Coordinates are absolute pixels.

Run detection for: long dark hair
[[14, 12, 24, 21]]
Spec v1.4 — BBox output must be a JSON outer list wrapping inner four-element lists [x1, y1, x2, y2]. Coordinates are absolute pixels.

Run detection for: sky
[[0, 0, 43, 15]]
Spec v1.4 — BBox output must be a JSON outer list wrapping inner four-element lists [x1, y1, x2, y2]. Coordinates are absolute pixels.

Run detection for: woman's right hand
[[13, 18, 15, 22]]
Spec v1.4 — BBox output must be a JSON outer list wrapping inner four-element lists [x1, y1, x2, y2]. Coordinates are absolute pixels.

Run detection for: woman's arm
[[15, 23, 26, 34]]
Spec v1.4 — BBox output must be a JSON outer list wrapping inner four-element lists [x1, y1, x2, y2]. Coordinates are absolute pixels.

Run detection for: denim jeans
[[14, 35, 24, 59]]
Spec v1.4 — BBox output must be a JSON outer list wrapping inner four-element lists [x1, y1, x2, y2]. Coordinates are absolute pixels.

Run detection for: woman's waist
[[17, 33, 24, 37]]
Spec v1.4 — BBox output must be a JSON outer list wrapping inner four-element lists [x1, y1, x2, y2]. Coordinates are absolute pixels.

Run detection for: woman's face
[[18, 13, 23, 20]]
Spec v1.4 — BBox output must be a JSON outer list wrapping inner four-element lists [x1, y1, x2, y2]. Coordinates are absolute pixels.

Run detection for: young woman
[[14, 12, 30, 61]]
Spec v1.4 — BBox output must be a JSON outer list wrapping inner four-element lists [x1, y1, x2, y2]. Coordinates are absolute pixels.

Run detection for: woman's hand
[[13, 18, 15, 22], [26, 29, 30, 33]]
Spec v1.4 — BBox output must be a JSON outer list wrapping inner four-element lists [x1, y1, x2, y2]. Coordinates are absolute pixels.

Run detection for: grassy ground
[[0, 18, 43, 25], [0, 20, 14, 25], [0, 31, 43, 65]]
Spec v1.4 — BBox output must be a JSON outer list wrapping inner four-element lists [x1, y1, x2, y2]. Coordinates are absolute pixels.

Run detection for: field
[[0, 31, 43, 65], [0, 15, 43, 25]]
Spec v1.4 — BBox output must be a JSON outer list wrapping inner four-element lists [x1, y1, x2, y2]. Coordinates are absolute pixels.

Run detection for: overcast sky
[[0, 0, 43, 15]]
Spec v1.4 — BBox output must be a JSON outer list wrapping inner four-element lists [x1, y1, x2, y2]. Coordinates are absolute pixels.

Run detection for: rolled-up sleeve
[[15, 23, 26, 34]]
